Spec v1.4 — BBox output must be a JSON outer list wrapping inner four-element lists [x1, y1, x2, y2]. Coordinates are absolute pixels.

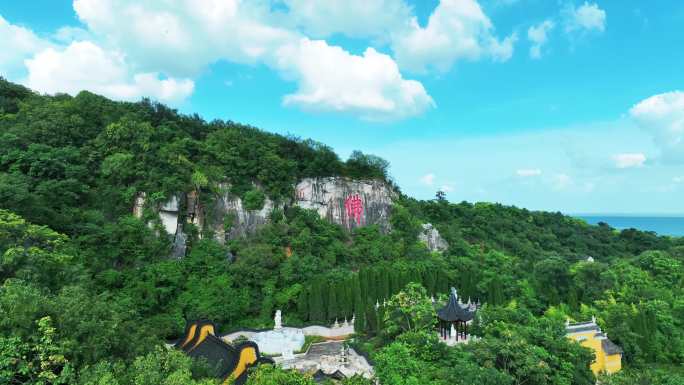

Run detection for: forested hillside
[[1, 78, 682, 384]]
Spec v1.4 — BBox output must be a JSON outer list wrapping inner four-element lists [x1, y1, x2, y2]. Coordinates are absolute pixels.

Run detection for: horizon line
[[568, 213, 684, 218]]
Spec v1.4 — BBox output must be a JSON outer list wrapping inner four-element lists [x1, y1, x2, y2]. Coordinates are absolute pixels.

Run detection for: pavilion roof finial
[[438, 287, 476, 322]]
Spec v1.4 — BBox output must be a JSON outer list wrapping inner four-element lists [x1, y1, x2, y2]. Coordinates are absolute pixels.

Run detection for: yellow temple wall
[[567, 331, 621, 375]]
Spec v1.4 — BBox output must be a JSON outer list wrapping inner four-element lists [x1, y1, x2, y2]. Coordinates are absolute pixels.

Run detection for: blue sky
[[1, 0, 683, 214]]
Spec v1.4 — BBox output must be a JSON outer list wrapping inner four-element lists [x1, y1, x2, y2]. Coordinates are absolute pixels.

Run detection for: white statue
[[450, 323, 457, 340], [274, 310, 282, 330]]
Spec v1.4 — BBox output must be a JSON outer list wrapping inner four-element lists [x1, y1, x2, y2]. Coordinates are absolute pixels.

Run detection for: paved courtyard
[[275, 341, 374, 379]]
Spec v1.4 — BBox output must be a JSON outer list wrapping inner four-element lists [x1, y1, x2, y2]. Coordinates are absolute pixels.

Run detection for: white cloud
[[612, 153, 646, 168], [0, 15, 51, 78], [391, 0, 517, 73], [564, 2, 606, 34], [673, 176, 683, 183], [24, 41, 194, 105], [629, 91, 684, 163], [440, 184, 454, 192], [70, 0, 433, 121], [7, 0, 517, 120], [73, 0, 296, 76], [282, 0, 412, 40], [53, 26, 92, 43], [282, 0, 516, 73], [275, 38, 434, 121], [420, 173, 436, 185], [527, 20, 554, 59], [516, 168, 542, 177]]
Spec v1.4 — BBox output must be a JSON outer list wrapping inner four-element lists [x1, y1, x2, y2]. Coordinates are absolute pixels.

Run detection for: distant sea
[[574, 215, 684, 237]]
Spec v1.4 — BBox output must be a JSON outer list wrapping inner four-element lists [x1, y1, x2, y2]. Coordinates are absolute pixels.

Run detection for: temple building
[[566, 317, 622, 375], [437, 287, 478, 343], [174, 320, 273, 385]]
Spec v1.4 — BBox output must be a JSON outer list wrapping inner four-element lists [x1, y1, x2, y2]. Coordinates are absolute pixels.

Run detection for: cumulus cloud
[[25, 41, 194, 105], [69, 0, 434, 120], [612, 153, 646, 169], [2, 15, 194, 105], [275, 39, 434, 120], [283, 0, 515, 73], [420, 173, 436, 185], [0, 15, 51, 77], [282, 0, 412, 40], [73, 0, 296, 76], [629, 91, 684, 163], [516, 168, 542, 177], [6, 0, 516, 120], [563, 2, 606, 34], [527, 20, 554, 59], [391, 0, 517, 73]]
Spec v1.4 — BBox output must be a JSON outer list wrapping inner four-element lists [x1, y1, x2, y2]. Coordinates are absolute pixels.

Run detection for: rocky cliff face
[[208, 185, 280, 242], [418, 223, 448, 252], [134, 177, 396, 255], [295, 177, 395, 232], [132, 192, 186, 258]]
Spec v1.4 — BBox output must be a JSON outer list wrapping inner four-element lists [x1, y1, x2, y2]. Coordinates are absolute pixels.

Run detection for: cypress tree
[[409, 267, 422, 288], [354, 307, 366, 332], [377, 268, 390, 302], [402, 269, 414, 289], [389, 268, 400, 295], [365, 301, 378, 334], [335, 281, 348, 320], [308, 284, 316, 322], [327, 282, 338, 322], [438, 270, 450, 294], [376, 303, 386, 333], [424, 269, 437, 296], [352, 276, 365, 330], [298, 287, 309, 321], [359, 269, 369, 300], [488, 279, 504, 305], [309, 280, 325, 323], [366, 268, 378, 303], [343, 280, 353, 319]]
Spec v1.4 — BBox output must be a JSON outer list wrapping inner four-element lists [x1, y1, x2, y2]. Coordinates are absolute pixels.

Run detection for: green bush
[[243, 189, 266, 211]]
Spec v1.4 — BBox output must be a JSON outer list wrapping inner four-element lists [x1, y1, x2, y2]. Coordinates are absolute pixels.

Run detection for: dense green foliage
[[1, 79, 682, 384]]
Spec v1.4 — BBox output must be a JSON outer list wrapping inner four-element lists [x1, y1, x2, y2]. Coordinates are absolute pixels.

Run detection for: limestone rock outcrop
[[208, 186, 280, 242], [134, 177, 397, 256], [132, 192, 186, 258], [295, 177, 395, 232], [419, 223, 448, 252]]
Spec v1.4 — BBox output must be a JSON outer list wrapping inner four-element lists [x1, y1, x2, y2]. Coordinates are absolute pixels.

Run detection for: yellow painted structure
[[222, 346, 258, 385], [188, 323, 216, 351], [566, 318, 622, 375], [176, 320, 270, 385], [179, 323, 197, 349]]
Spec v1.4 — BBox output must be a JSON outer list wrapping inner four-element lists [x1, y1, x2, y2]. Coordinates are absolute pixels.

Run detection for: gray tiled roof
[[602, 339, 623, 355], [566, 323, 600, 334], [437, 288, 475, 322]]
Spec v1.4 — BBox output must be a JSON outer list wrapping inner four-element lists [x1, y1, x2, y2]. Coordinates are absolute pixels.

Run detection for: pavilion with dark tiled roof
[[437, 287, 478, 341]]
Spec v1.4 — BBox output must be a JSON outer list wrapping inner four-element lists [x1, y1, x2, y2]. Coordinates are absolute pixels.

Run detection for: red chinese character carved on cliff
[[344, 194, 363, 225]]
